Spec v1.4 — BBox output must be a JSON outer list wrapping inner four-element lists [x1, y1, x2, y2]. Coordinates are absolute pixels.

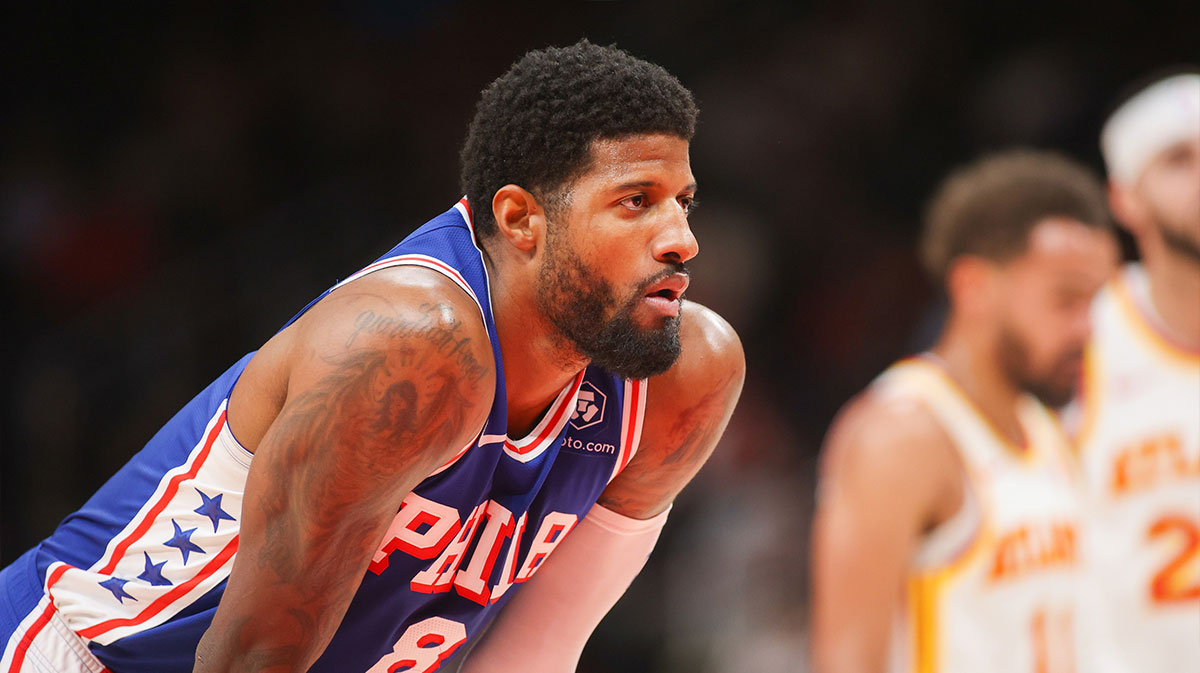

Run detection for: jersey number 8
[[368, 616, 469, 673]]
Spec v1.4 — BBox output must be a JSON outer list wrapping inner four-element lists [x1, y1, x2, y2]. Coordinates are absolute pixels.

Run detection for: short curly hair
[[920, 149, 1111, 285], [460, 39, 698, 238]]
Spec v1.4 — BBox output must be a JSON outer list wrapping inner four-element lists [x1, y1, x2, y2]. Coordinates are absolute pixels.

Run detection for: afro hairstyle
[[460, 39, 698, 238]]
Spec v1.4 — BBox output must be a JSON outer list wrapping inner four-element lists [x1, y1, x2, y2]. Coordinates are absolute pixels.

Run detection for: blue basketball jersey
[[0, 199, 647, 672]]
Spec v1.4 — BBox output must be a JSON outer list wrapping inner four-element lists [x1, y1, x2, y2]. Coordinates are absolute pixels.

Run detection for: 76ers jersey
[[1074, 265, 1200, 673], [878, 356, 1083, 673], [0, 199, 648, 672]]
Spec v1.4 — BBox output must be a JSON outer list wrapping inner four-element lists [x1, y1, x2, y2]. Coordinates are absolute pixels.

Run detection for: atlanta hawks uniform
[[0, 199, 648, 672], [1075, 264, 1200, 673], [878, 357, 1083, 673]]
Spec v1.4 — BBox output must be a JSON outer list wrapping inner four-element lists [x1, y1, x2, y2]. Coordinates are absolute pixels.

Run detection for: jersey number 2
[[368, 616, 468, 673], [1148, 515, 1200, 604]]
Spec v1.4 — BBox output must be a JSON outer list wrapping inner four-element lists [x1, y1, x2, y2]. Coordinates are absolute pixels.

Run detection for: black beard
[[1147, 198, 1200, 265], [1159, 223, 1200, 266], [997, 324, 1080, 409], [536, 243, 684, 380]]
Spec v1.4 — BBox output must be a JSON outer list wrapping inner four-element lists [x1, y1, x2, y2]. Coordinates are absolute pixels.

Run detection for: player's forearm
[[195, 603, 331, 673], [810, 549, 904, 673], [810, 550, 901, 673], [810, 503, 906, 673], [811, 634, 889, 673], [462, 504, 670, 672], [193, 519, 384, 673], [811, 562, 893, 673], [812, 579, 892, 672]]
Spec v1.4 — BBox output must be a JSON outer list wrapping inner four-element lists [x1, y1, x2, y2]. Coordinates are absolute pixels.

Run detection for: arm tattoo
[[346, 302, 488, 385], [201, 305, 488, 671]]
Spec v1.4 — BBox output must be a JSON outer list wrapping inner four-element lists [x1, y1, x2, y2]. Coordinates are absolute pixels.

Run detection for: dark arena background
[[1, 2, 1194, 671]]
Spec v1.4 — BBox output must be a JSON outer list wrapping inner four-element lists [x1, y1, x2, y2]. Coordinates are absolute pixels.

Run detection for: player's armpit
[[598, 301, 745, 519], [195, 270, 495, 673], [809, 392, 960, 673]]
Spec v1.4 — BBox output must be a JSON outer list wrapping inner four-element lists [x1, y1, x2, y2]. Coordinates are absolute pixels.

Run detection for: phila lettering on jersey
[[0, 199, 648, 673], [1074, 264, 1200, 673], [877, 356, 1083, 673]]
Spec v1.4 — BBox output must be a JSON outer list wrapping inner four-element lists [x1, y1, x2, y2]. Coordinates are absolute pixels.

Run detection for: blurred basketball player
[[811, 151, 1118, 673], [1073, 71, 1200, 673]]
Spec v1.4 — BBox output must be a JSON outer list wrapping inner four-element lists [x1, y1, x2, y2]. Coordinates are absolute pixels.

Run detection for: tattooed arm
[[194, 268, 495, 673], [599, 300, 745, 519]]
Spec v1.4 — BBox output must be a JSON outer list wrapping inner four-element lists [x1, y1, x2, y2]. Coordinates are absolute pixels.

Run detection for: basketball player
[[810, 151, 1118, 673], [1073, 71, 1200, 673], [0, 41, 745, 673]]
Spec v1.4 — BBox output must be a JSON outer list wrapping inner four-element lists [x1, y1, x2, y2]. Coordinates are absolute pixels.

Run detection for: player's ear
[[1107, 180, 1150, 237], [492, 185, 546, 254], [946, 255, 993, 316]]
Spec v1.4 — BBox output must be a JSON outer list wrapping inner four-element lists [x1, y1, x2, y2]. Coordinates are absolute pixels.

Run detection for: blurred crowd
[[1, 2, 1194, 671]]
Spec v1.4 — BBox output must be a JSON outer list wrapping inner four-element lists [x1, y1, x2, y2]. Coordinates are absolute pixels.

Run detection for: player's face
[[992, 218, 1118, 407], [1136, 135, 1200, 263], [535, 134, 698, 379]]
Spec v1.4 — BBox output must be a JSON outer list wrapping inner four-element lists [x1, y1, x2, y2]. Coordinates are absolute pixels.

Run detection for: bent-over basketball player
[[0, 40, 745, 673]]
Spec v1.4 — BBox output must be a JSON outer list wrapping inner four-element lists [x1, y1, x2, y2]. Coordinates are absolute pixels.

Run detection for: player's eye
[[1162, 144, 1197, 169], [679, 195, 697, 214], [620, 194, 648, 210], [1054, 288, 1088, 312]]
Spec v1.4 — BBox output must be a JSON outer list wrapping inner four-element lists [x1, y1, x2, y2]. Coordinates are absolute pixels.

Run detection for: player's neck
[[931, 328, 1027, 446], [485, 256, 590, 438], [1141, 252, 1200, 348]]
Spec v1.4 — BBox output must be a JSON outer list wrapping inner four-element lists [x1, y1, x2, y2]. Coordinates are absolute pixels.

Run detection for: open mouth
[[642, 274, 689, 303]]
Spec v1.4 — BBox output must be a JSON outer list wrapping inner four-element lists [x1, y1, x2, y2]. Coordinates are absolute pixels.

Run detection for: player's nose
[[651, 204, 699, 264]]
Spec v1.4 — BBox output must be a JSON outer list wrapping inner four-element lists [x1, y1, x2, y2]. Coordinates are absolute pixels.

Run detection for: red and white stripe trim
[[92, 405, 229, 575], [609, 379, 648, 483], [503, 371, 587, 464], [44, 403, 247, 646], [76, 537, 239, 642], [452, 197, 472, 231], [1, 564, 110, 673]]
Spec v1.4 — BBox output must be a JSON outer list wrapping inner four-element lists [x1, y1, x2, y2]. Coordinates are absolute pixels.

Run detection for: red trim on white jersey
[[609, 379, 647, 483], [2, 596, 55, 673], [77, 536, 239, 641], [503, 371, 587, 463], [0, 564, 107, 673], [44, 404, 246, 646]]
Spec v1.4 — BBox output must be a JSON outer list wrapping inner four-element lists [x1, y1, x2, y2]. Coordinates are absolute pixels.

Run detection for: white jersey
[[1075, 264, 1200, 673], [879, 356, 1083, 673]]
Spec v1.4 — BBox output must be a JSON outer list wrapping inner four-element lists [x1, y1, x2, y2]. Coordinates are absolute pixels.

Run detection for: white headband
[[1101, 73, 1200, 185]]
